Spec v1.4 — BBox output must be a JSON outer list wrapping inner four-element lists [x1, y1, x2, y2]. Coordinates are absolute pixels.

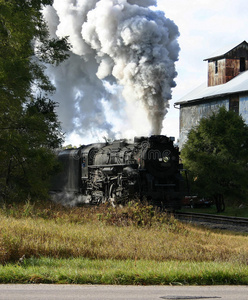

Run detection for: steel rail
[[174, 211, 248, 227]]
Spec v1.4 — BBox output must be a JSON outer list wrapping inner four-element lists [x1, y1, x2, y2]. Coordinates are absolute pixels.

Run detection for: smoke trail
[[43, 0, 180, 144]]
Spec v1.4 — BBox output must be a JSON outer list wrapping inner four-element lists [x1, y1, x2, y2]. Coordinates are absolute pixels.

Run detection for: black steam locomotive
[[51, 135, 184, 210]]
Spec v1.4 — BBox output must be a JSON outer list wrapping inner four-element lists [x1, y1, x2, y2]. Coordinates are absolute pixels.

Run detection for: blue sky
[[157, 0, 248, 140], [46, 0, 248, 145]]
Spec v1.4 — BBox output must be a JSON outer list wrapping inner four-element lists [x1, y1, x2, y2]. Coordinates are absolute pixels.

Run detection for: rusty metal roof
[[175, 69, 248, 105]]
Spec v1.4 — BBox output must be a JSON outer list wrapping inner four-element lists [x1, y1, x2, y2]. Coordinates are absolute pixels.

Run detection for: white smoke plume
[[43, 0, 180, 144]]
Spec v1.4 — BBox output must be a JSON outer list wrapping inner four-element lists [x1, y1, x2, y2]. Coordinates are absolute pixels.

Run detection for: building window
[[229, 96, 239, 114], [240, 57, 246, 72], [215, 60, 218, 74]]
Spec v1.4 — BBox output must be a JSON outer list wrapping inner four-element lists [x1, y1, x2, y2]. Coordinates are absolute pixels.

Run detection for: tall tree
[[0, 0, 70, 201], [181, 107, 248, 211]]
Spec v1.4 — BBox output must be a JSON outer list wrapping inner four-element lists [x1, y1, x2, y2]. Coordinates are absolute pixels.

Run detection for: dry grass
[[0, 201, 248, 266]]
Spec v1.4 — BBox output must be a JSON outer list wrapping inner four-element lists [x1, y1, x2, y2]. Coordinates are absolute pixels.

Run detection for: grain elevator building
[[175, 40, 248, 148]]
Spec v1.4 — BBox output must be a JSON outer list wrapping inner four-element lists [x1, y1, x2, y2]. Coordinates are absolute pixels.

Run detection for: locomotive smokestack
[[43, 0, 180, 142]]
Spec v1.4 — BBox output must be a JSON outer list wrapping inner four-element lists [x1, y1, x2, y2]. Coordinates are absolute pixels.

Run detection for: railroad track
[[174, 211, 248, 233]]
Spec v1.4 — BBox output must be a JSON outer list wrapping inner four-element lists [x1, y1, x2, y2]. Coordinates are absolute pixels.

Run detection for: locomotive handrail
[[88, 163, 138, 168], [52, 135, 183, 209]]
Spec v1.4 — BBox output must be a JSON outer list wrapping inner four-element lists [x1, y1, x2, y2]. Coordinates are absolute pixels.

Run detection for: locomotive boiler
[[51, 135, 184, 210]]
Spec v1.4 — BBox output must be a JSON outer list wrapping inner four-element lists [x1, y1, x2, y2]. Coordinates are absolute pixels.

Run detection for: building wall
[[240, 95, 248, 123], [179, 42, 248, 148], [208, 59, 226, 86], [208, 59, 243, 87], [179, 94, 248, 149], [179, 99, 229, 149], [226, 59, 241, 82]]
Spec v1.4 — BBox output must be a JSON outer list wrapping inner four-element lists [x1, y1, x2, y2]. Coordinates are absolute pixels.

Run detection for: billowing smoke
[[43, 0, 180, 144]]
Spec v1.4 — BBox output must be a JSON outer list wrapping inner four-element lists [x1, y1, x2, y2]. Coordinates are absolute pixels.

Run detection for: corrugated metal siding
[[179, 99, 229, 149], [240, 95, 248, 124]]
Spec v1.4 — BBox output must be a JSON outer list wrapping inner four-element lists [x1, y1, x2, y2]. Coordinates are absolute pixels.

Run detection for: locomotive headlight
[[162, 156, 170, 163]]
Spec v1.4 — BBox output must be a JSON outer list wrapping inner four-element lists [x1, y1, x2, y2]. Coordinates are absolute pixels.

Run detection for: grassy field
[[1, 258, 248, 285], [0, 201, 248, 285]]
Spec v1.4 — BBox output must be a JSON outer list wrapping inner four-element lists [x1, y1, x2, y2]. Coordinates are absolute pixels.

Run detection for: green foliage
[[0, 97, 63, 200], [181, 107, 248, 203], [0, 0, 71, 201]]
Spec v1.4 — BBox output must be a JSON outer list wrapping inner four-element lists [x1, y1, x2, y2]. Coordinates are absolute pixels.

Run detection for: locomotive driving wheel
[[108, 183, 117, 206], [108, 182, 127, 206]]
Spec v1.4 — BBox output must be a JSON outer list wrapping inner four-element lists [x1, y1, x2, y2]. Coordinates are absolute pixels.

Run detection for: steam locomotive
[[51, 135, 184, 210]]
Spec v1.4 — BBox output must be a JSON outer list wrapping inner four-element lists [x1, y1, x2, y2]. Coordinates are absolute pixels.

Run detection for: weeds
[[0, 200, 177, 227], [1, 200, 248, 284], [0, 200, 248, 267]]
